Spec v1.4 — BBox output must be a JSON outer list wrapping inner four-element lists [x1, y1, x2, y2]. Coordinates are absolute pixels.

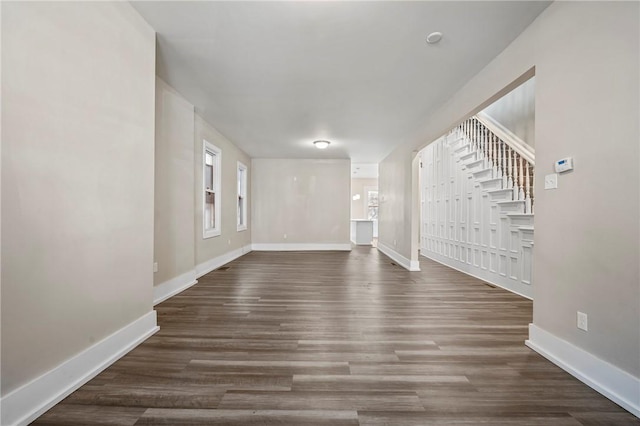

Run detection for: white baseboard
[[153, 269, 198, 305], [526, 324, 640, 418], [377, 242, 420, 271], [251, 243, 351, 251], [195, 244, 252, 278], [1, 311, 159, 426], [420, 250, 532, 300]]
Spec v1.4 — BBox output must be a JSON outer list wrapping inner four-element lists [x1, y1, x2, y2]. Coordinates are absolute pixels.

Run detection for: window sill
[[237, 225, 247, 232], [203, 230, 221, 239]]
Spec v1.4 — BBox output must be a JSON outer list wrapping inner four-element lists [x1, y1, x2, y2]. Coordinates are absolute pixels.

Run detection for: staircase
[[419, 114, 535, 299]]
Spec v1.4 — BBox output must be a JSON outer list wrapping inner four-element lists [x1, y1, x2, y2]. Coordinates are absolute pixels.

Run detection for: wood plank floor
[[33, 248, 639, 425]]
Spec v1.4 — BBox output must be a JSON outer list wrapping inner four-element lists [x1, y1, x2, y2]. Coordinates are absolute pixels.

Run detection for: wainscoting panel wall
[[420, 131, 533, 299]]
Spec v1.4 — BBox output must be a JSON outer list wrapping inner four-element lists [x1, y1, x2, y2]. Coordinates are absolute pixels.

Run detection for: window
[[367, 190, 378, 220], [237, 161, 248, 231], [203, 140, 221, 238]]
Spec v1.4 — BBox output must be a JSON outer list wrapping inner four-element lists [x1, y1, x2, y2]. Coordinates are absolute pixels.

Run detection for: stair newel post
[[531, 165, 535, 214]]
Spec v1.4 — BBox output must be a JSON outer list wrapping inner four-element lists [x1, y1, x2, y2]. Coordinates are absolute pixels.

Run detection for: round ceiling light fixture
[[426, 31, 443, 44], [313, 140, 330, 149]]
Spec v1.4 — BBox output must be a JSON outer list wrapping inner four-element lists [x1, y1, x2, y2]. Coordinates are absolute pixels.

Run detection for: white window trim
[[237, 161, 248, 232], [203, 140, 222, 239]]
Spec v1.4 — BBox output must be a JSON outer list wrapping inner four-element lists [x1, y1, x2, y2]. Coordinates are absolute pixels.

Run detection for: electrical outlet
[[153, 262, 158, 273], [393, 239, 397, 246], [577, 311, 588, 331], [284, 234, 287, 239], [228, 239, 231, 245]]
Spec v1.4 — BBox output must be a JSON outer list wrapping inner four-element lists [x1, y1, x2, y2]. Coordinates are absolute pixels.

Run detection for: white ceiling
[[131, 1, 550, 163], [351, 163, 379, 179]]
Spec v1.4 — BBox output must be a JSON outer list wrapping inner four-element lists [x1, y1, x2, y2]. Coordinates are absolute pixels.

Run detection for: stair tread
[[486, 188, 512, 194], [454, 144, 470, 152], [496, 199, 524, 204], [460, 153, 476, 161], [472, 167, 493, 174]]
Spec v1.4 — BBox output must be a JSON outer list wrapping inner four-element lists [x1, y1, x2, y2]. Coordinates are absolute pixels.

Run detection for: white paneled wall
[[420, 131, 533, 299]]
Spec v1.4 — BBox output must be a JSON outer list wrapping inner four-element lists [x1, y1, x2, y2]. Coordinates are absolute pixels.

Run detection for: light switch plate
[[544, 173, 558, 189]]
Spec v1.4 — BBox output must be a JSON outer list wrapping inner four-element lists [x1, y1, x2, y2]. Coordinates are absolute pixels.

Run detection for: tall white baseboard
[[195, 244, 252, 278], [377, 242, 420, 271], [421, 250, 532, 300], [526, 324, 640, 418], [0, 311, 159, 426], [251, 243, 351, 251], [153, 269, 198, 305]]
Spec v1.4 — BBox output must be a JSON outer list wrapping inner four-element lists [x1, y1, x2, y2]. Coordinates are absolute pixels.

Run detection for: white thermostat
[[555, 157, 574, 173]]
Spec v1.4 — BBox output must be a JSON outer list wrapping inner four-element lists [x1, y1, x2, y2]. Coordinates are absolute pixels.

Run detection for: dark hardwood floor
[[33, 248, 639, 425]]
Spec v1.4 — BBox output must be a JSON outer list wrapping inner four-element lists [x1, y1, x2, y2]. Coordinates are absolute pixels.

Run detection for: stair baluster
[[491, 132, 496, 175], [518, 155, 525, 201], [507, 145, 512, 190], [512, 149, 518, 199], [500, 141, 505, 188], [454, 116, 534, 209], [525, 162, 532, 213]]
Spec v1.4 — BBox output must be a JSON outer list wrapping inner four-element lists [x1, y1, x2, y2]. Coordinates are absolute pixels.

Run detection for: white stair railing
[[458, 116, 535, 213]]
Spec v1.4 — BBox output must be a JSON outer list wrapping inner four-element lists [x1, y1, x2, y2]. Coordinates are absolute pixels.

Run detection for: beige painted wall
[[252, 159, 350, 245], [379, 1, 639, 376], [194, 115, 252, 265], [1, 1, 155, 395], [154, 78, 195, 286], [351, 178, 377, 220], [482, 77, 535, 147], [379, 148, 416, 258]]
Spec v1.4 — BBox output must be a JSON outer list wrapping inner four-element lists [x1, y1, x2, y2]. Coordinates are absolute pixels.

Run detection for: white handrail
[[475, 112, 535, 165]]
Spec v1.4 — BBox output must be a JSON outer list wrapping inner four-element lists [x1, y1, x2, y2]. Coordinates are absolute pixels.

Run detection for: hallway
[[33, 249, 638, 425]]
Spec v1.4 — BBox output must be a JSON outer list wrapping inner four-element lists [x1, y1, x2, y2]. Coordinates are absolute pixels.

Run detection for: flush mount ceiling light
[[426, 31, 443, 44], [313, 140, 330, 149]]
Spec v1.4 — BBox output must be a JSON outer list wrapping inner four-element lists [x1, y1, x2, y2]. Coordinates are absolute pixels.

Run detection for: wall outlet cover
[[577, 311, 588, 331], [544, 173, 558, 190]]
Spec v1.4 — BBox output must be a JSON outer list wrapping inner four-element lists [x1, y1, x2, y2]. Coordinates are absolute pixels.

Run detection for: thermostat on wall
[[555, 157, 574, 173]]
